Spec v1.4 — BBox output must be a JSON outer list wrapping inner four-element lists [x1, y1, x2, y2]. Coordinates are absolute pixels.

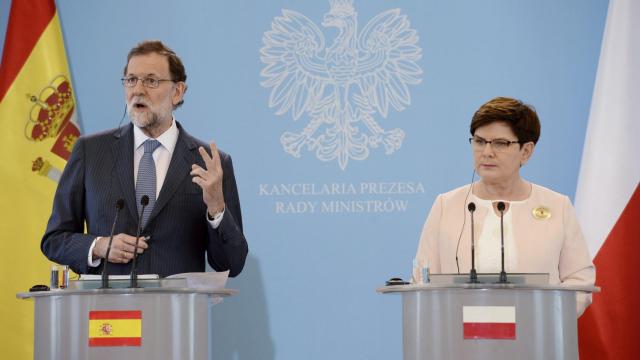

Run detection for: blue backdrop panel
[[0, 0, 608, 359]]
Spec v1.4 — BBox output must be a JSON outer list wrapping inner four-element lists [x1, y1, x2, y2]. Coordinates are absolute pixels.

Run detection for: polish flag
[[575, 0, 640, 358], [463, 306, 516, 340]]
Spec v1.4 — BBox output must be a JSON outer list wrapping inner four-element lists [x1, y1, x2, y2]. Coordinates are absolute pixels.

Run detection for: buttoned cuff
[[88, 237, 102, 267], [207, 207, 225, 229]]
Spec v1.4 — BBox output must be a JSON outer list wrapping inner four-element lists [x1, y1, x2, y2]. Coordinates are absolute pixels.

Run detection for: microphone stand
[[101, 199, 124, 289], [130, 195, 149, 288], [497, 201, 508, 283], [468, 202, 478, 283]]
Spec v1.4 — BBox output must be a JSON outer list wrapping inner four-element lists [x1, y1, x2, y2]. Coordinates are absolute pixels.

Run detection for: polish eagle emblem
[[260, 0, 423, 169]]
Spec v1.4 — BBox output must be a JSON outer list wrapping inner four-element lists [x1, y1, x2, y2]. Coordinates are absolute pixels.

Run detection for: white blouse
[[473, 196, 523, 273]]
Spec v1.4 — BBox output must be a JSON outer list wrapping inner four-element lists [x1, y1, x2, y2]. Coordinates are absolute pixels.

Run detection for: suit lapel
[[112, 124, 138, 221], [146, 124, 197, 224]]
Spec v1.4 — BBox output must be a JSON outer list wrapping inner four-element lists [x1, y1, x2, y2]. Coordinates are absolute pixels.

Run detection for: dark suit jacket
[[41, 122, 248, 277]]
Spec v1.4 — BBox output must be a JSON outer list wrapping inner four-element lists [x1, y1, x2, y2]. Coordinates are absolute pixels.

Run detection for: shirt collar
[[133, 117, 179, 155]]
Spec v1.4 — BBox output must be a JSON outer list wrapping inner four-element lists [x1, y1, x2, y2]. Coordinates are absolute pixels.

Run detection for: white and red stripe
[[575, 0, 640, 358], [462, 306, 516, 340]]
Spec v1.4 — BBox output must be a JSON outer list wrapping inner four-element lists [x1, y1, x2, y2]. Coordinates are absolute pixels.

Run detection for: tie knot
[[143, 139, 161, 154]]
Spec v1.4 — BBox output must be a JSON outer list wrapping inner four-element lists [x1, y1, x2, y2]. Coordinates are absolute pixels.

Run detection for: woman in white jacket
[[413, 97, 595, 316]]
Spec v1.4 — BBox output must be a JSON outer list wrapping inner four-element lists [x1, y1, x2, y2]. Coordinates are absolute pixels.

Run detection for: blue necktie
[[136, 139, 161, 228]]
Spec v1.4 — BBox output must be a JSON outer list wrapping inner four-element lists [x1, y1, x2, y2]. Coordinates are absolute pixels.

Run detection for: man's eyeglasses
[[469, 136, 520, 152], [121, 76, 174, 89]]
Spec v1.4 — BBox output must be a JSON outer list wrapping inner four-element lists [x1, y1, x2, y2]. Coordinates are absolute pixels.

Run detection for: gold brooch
[[532, 207, 551, 220]]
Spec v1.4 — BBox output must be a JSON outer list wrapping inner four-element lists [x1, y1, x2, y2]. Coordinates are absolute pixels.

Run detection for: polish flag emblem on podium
[[463, 306, 516, 340]]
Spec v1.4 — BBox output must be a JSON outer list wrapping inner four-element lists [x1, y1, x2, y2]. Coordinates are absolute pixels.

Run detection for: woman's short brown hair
[[470, 97, 540, 145], [123, 40, 187, 108]]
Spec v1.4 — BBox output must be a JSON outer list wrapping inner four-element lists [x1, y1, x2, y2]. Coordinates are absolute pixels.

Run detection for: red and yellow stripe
[[0, 0, 56, 100], [1, 1, 80, 358], [88, 311, 142, 347]]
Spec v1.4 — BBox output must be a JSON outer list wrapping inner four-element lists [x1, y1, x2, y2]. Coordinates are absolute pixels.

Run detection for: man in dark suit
[[41, 40, 248, 277]]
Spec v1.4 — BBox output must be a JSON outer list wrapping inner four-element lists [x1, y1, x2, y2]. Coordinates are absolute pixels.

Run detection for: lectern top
[[376, 283, 599, 294], [17, 286, 237, 299], [18, 274, 236, 299]]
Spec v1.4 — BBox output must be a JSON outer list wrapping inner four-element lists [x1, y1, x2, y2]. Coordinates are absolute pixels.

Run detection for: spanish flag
[[88, 311, 143, 347], [0, 1, 80, 358]]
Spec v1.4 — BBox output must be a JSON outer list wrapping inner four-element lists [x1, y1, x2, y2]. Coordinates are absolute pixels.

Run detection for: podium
[[18, 278, 235, 360], [378, 277, 597, 360]]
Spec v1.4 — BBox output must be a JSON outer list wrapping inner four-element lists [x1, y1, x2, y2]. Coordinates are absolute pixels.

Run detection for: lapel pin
[[532, 206, 551, 220]]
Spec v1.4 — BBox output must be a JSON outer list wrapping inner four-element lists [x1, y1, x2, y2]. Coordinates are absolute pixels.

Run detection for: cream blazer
[[413, 183, 595, 316]]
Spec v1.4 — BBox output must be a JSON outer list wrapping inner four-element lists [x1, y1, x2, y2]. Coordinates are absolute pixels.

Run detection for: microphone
[[130, 195, 149, 288], [497, 201, 508, 283], [467, 202, 478, 283], [101, 199, 125, 289]]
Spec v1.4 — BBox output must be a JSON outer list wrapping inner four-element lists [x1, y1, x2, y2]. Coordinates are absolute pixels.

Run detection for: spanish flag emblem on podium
[[88, 311, 143, 347]]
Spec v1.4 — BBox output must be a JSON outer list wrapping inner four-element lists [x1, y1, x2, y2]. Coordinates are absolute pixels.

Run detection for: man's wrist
[[207, 206, 225, 221], [207, 205, 225, 229], [91, 237, 102, 258], [88, 237, 102, 267]]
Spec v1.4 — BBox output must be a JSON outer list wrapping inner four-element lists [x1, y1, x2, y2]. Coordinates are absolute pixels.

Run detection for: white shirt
[[473, 196, 520, 273], [88, 118, 224, 266]]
